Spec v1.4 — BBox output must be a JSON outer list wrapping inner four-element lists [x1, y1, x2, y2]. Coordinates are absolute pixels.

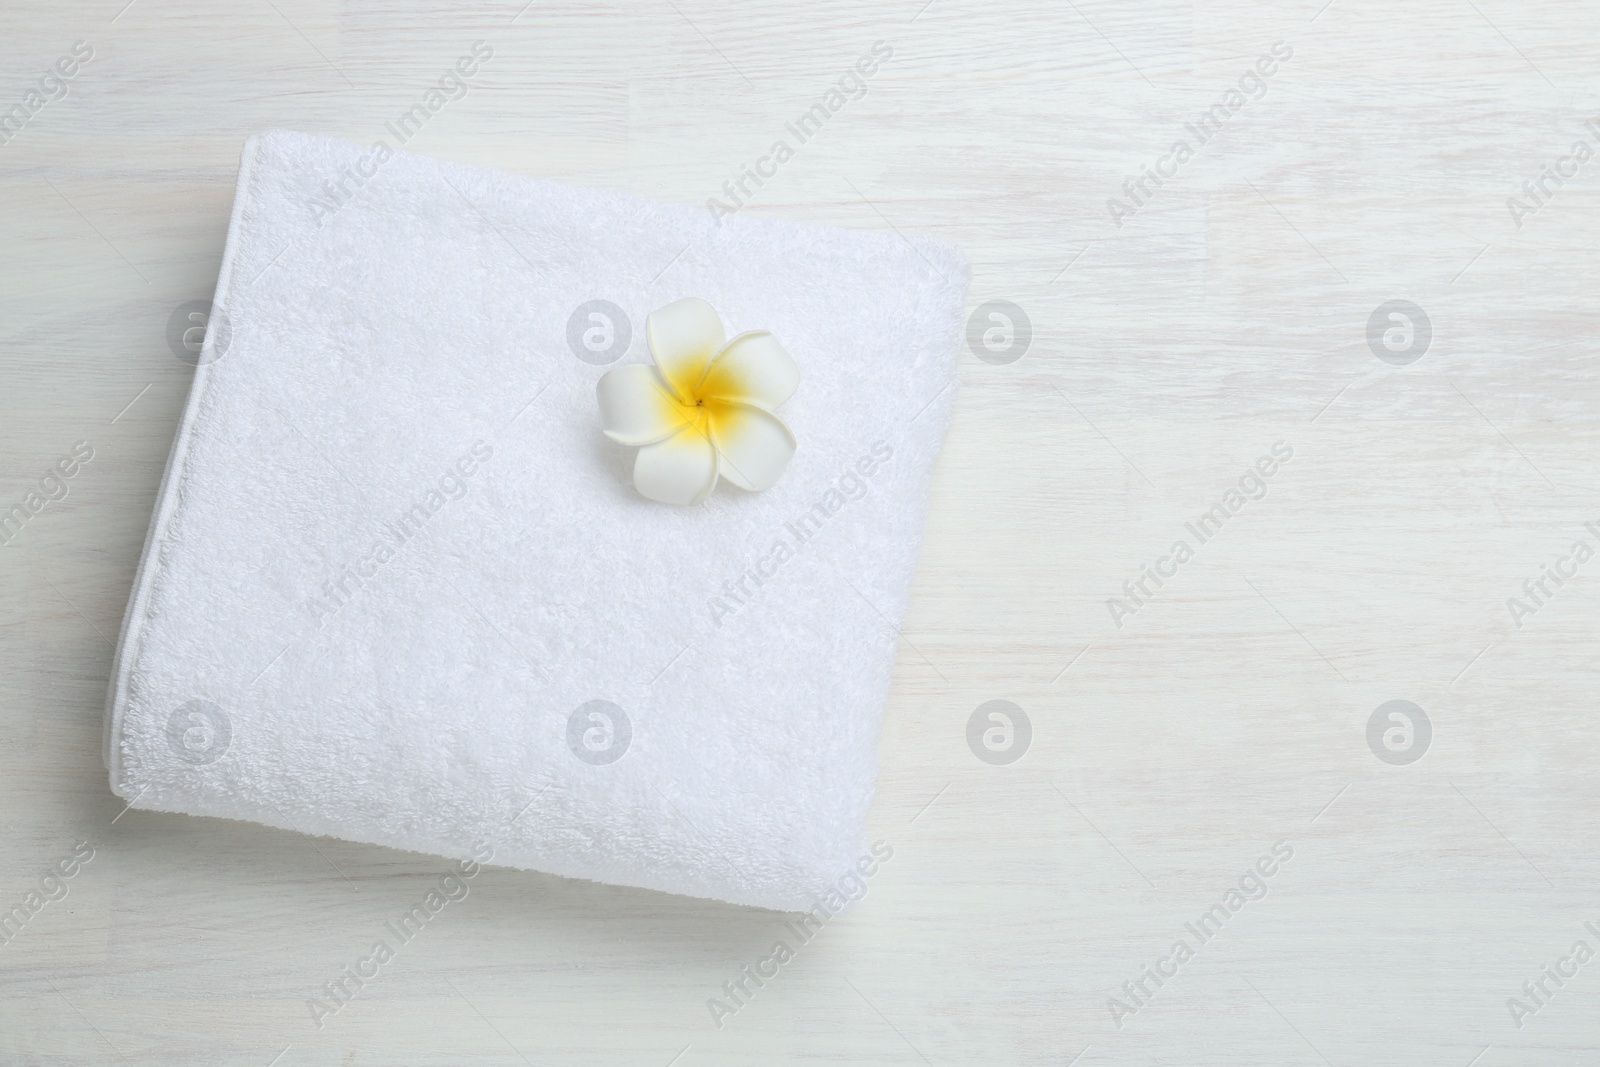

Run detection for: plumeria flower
[[597, 297, 800, 505]]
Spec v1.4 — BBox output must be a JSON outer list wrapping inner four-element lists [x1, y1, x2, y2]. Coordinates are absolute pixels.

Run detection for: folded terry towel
[[105, 130, 966, 911]]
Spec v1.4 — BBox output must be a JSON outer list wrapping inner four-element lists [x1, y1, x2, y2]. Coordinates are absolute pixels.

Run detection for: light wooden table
[[3, 0, 1598, 1063]]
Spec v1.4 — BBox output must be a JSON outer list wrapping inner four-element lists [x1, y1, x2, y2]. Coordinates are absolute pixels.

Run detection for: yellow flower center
[[657, 361, 751, 441], [672, 393, 734, 436]]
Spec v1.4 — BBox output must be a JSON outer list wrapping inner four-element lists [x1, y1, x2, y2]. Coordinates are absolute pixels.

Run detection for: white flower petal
[[710, 403, 796, 492], [646, 297, 725, 403], [597, 364, 688, 446], [701, 331, 800, 411], [633, 427, 720, 505]]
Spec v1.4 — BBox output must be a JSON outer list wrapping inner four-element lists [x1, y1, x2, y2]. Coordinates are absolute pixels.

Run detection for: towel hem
[[102, 133, 265, 794]]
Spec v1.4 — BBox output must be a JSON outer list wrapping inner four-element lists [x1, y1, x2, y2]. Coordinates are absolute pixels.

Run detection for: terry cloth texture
[[104, 130, 967, 911]]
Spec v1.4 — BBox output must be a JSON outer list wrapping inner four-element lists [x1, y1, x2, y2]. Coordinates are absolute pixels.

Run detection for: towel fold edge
[[103, 133, 266, 794]]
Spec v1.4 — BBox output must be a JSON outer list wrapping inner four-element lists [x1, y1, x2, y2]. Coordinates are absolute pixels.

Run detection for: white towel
[[105, 130, 966, 911]]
